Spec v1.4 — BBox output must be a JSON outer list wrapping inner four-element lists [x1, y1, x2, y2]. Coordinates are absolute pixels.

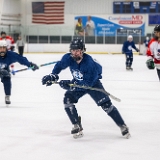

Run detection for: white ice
[[0, 54, 160, 160]]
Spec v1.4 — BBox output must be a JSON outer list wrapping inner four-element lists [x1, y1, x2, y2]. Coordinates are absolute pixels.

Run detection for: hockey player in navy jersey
[[122, 35, 139, 70], [144, 36, 150, 48], [42, 38, 131, 139], [143, 36, 150, 55], [0, 40, 39, 104]]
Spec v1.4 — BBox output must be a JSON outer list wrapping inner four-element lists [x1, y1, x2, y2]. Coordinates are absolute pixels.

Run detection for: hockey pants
[[125, 54, 133, 67]]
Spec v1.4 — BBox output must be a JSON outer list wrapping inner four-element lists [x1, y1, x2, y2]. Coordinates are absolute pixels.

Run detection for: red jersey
[[147, 38, 160, 65], [0, 36, 14, 50]]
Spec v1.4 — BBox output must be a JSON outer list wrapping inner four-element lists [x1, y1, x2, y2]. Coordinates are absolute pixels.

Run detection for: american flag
[[32, 1, 65, 24]]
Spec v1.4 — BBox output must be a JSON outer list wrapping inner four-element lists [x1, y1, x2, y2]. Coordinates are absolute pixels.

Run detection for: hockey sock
[[101, 101, 125, 126], [65, 104, 79, 125]]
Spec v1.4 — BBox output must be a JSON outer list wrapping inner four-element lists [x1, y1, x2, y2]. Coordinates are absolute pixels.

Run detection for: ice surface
[[0, 54, 160, 160]]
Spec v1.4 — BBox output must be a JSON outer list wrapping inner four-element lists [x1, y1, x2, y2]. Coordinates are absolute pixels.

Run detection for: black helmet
[[70, 38, 86, 51], [154, 25, 160, 32], [1, 31, 6, 36]]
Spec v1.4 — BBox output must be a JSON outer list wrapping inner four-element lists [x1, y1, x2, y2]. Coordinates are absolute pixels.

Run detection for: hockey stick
[[11, 61, 58, 74], [53, 81, 121, 102]]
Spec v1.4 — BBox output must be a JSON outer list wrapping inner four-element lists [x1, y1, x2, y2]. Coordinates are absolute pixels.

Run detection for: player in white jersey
[[146, 25, 160, 81]]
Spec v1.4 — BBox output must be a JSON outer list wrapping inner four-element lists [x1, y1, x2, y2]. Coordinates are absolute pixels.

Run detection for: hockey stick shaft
[[53, 81, 121, 102], [12, 61, 58, 73]]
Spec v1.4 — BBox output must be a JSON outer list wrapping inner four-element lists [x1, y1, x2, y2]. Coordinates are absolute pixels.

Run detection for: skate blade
[[73, 131, 84, 139], [5, 104, 10, 107], [124, 133, 131, 139], [5, 102, 11, 106]]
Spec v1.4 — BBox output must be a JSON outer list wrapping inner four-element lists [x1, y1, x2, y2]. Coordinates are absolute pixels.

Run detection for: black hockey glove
[[146, 59, 155, 69], [30, 62, 39, 71], [59, 80, 72, 90], [0, 69, 10, 78], [42, 74, 59, 86], [136, 48, 140, 52]]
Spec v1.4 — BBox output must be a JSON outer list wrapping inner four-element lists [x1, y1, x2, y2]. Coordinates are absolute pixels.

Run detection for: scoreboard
[[113, 1, 160, 14]]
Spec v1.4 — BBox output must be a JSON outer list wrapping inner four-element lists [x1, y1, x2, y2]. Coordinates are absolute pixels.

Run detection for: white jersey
[[147, 38, 160, 69]]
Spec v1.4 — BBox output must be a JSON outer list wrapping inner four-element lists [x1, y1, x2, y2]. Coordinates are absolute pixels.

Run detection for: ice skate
[[71, 116, 84, 139], [120, 125, 131, 139], [5, 95, 11, 105], [126, 67, 133, 71], [126, 67, 130, 70], [129, 67, 133, 71]]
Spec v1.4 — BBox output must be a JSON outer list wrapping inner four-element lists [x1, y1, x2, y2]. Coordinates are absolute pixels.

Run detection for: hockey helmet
[[70, 38, 86, 52], [0, 40, 7, 47], [154, 25, 160, 32], [128, 35, 133, 39], [1, 31, 6, 36], [0, 40, 7, 57], [128, 35, 133, 42]]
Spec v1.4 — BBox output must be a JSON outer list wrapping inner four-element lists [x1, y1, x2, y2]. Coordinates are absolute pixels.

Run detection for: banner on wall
[[74, 15, 145, 36], [149, 14, 160, 25]]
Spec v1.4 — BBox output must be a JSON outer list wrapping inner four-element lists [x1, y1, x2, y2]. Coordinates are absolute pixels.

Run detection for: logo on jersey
[[128, 45, 132, 50], [0, 63, 7, 69], [72, 69, 83, 80], [157, 49, 160, 60]]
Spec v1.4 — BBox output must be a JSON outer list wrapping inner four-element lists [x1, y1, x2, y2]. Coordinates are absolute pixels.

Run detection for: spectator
[[75, 18, 85, 36], [85, 16, 95, 36], [16, 36, 25, 56]]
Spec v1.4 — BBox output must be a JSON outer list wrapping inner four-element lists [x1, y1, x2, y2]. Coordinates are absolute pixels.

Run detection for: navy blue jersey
[[52, 53, 102, 87], [122, 41, 137, 55], [0, 51, 31, 71]]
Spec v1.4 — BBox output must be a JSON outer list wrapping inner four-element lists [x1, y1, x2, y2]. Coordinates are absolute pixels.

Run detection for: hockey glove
[[146, 59, 155, 69], [0, 69, 10, 78], [59, 80, 72, 90], [42, 74, 59, 86], [30, 62, 39, 71], [136, 48, 140, 52]]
